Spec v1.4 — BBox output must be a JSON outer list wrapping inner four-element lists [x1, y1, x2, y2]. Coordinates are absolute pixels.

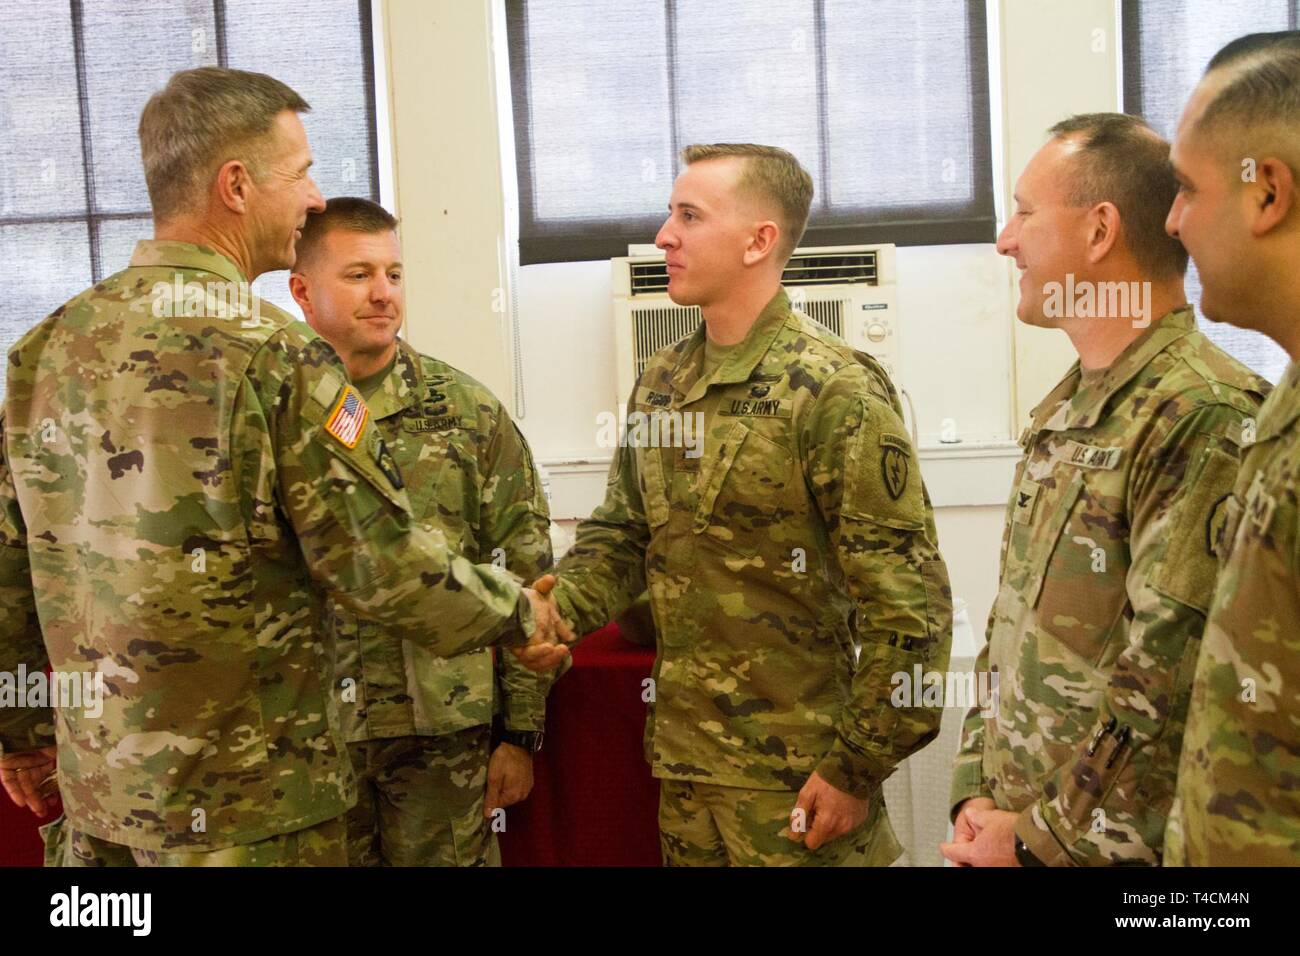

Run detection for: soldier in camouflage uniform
[[944, 115, 1267, 867], [1164, 34, 1300, 866], [544, 144, 953, 866], [0, 68, 566, 867], [289, 198, 556, 866]]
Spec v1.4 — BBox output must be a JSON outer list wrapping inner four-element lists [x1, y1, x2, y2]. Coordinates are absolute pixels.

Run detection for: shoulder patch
[[325, 385, 370, 449], [1207, 492, 1233, 557], [880, 434, 910, 500]]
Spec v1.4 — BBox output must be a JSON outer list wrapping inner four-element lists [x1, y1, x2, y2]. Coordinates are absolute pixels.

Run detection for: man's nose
[[995, 218, 1017, 258], [305, 176, 326, 214], [371, 275, 394, 303], [655, 219, 676, 250], [1165, 193, 1183, 239]]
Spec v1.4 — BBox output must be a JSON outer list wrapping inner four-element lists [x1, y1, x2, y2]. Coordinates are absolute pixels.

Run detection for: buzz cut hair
[[1048, 113, 1189, 279], [293, 196, 400, 271], [1196, 31, 1300, 163], [680, 143, 814, 261], [139, 67, 310, 222]]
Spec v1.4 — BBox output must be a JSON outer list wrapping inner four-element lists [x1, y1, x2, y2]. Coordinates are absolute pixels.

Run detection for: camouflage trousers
[[658, 779, 903, 867], [346, 726, 499, 867], [40, 814, 347, 866]]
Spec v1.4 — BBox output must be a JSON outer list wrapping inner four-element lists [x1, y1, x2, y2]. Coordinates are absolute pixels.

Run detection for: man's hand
[[788, 770, 869, 852], [939, 806, 1020, 866], [511, 574, 575, 673], [952, 796, 996, 844], [0, 746, 58, 817], [484, 742, 534, 817], [943, 796, 997, 867]]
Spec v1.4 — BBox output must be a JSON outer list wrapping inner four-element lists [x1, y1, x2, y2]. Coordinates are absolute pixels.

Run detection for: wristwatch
[[1014, 835, 1046, 867], [497, 729, 544, 754]]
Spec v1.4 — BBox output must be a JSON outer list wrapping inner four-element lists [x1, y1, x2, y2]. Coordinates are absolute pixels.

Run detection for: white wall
[[380, 0, 1125, 638]]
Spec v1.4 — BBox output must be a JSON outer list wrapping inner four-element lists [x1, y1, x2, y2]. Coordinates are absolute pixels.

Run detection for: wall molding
[[538, 440, 1021, 518]]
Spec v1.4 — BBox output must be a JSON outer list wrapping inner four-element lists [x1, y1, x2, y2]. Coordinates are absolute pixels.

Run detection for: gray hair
[[138, 67, 310, 221]]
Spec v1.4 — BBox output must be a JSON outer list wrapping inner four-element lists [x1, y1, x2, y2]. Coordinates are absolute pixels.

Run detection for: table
[[499, 624, 661, 866]]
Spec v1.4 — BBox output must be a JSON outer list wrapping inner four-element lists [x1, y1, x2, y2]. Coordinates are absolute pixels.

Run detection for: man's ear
[[743, 220, 781, 267], [288, 272, 313, 320], [1085, 201, 1121, 265], [214, 158, 254, 214], [1249, 156, 1295, 237]]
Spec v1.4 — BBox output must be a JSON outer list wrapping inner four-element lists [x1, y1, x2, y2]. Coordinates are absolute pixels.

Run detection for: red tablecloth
[[0, 624, 660, 868], [500, 623, 661, 867], [0, 789, 54, 867]]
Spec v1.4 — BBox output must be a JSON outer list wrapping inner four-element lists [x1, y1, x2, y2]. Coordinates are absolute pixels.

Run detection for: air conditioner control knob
[[867, 323, 888, 342]]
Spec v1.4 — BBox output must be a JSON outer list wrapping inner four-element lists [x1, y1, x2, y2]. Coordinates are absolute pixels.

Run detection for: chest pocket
[[636, 439, 672, 530], [399, 411, 478, 539], [1016, 467, 1128, 665], [693, 420, 792, 542]]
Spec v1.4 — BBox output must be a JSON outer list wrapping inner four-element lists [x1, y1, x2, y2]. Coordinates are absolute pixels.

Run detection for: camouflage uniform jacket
[[0, 241, 531, 851], [950, 307, 1268, 865], [1165, 358, 1300, 866], [552, 288, 953, 799], [331, 340, 554, 742]]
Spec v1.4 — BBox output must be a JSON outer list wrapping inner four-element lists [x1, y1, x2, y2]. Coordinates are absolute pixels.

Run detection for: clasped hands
[[938, 797, 1021, 866], [512, 573, 577, 673]]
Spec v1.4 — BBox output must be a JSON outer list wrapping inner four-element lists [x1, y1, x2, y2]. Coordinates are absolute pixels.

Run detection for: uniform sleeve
[[0, 411, 54, 754], [803, 365, 954, 799], [950, 494, 1017, 817], [246, 329, 532, 658], [1014, 402, 1252, 865], [549, 398, 652, 640], [479, 412, 561, 732], [949, 626, 996, 817]]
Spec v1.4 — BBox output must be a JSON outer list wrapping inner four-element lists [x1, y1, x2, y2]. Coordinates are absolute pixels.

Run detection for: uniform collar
[[363, 339, 424, 421], [129, 240, 249, 286], [669, 287, 791, 405], [1256, 357, 1300, 442], [1032, 306, 1198, 432]]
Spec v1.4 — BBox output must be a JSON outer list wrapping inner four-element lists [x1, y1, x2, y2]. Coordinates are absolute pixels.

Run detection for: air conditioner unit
[[612, 244, 899, 407]]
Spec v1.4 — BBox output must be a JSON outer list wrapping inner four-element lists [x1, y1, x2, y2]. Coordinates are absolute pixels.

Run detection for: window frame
[[0, 0, 383, 286], [505, 0, 997, 265]]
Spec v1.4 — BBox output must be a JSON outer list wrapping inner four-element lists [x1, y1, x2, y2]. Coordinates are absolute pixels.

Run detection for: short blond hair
[[681, 143, 814, 260], [139, 67, 310, 221]]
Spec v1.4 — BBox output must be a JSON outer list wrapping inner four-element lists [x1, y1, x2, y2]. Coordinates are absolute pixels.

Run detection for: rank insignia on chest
[[325, 385, 369, 449], [1013, 480, 1041, 525], [1245, 470, 1277, 535]]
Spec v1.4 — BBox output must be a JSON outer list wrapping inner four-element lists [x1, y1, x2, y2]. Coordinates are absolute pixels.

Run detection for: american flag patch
[[325, 385, 370, 449]]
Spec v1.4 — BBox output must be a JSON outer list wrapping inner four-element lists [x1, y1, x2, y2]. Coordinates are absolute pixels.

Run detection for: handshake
[[513, 574, 578, 673]]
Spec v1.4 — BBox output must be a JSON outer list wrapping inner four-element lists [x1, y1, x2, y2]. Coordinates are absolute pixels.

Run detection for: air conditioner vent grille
[[630, 301, 846, 376], [630, 262, 671, 295], [798, 299, 844, 339], [628, 250, 877, 297]]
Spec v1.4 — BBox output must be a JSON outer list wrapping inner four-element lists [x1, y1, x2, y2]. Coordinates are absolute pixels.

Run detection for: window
[[506, 0, 995, 265], [1123, 0, 1298, 382], [0, 0, 382, 392]]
